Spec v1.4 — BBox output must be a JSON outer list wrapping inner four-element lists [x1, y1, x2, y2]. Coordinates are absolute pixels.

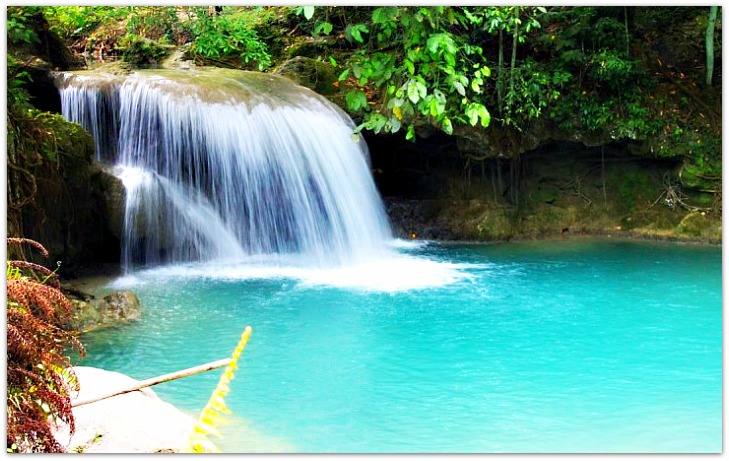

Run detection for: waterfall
[[57, 68, 393, 270]]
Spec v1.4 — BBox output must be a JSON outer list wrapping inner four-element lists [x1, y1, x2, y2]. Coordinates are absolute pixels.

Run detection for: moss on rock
[[121, 37, 174, 66], [273, 56, 337, 95], [8, 109, 121, 271], [676, 211, 722, 240]]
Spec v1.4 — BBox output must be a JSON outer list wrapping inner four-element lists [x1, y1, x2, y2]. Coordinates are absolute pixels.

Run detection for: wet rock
[[64, 290, 141, 333], [95, 165, 126, 241], [96, 291, 141, 323]]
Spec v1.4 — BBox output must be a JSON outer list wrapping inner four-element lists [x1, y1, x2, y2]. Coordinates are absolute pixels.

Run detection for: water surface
[[78, 238, 722, 453]]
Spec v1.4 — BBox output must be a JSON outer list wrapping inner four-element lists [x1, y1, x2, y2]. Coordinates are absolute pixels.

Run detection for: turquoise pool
[[77, 238, 722, 453]]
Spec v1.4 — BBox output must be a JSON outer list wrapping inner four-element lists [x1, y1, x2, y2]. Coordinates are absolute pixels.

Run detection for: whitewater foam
[[107, 247, 481, 293]]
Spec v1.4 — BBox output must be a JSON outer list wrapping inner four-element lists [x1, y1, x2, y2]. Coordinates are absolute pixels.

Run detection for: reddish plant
[[6, 238, 85, 453]]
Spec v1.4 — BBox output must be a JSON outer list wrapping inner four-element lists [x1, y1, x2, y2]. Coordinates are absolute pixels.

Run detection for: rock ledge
[[53, 366, 196, 453]]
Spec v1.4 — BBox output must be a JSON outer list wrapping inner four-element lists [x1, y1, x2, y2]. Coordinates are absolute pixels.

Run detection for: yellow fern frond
[[184, 326, 252, 453]]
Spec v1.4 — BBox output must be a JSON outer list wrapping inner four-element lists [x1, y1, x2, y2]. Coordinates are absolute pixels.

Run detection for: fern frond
[[6, 237, 84, 452]]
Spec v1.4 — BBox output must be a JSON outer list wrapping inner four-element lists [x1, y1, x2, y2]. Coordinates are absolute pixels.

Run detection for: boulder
[[677, 211, 722, 241], [273, 56, 337, 95], [65, 290, 141, 333], [96, 291, 141, 323]]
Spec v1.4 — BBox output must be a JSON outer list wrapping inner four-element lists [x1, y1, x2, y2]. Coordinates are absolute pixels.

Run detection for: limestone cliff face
[[7, 117, 123, 274], [366, 134, 721, 244]]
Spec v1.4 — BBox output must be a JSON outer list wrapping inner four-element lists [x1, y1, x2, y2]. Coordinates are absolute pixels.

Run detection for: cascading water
[[56, 68, 393, 271]]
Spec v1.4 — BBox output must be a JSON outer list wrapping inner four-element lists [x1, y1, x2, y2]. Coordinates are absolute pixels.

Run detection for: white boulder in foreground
[[53, 366, 196, 453]]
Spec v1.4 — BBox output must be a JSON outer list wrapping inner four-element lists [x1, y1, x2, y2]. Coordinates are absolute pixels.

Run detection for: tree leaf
[[393, 104, 403, 120], [303, 6, 315, 20], [467, 107, 479, 126], [406, 124, 415, 141], [345, 89, 368, 111], [315, 22, 333, 35], [429, 97, 440, 117], [478, 105, 491, 127], [453, 81, 466, 96], [404, 59, 415, 76], [442, 116, 453, 135], [407, 80, 427, 104]]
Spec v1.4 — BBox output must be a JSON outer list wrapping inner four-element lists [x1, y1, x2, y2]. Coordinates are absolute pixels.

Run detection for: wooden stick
[[72, 358, 232, 408]]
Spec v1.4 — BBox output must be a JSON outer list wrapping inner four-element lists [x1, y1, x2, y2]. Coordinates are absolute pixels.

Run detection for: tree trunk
[[497, 29, 504, 115], [706, 6, 718, 86], [509, 7, 520, 107], [624, 7, 630, 56]]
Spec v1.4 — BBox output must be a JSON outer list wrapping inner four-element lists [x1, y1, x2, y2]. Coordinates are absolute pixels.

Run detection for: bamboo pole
[[72, 358, 232, 408]]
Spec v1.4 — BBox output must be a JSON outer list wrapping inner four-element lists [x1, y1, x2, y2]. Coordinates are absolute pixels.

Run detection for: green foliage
[[225, 6, 286, 31], [188, 8, 271, 70], [297, 6, 316, 21], [7, 7, 41, 46], [301, 6, 560, 137], [7, 56, 33, 112], [539, 7, 661, 140], [586, 49, 637, 89], [43, 6, 187, 45], [41, 6, 130, 41], [322, 6, 496, 139], [126, 6, 185, 43], [501, 59, 564, 129]]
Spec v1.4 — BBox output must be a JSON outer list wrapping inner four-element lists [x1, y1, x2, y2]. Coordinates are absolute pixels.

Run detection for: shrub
[[188, 7, 271, 70]]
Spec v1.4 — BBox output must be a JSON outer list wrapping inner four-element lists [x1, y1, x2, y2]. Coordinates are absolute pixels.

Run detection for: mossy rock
[[622, 207, 682, 230], [676, 211, 721, 240], [613, 168, 658, 212], [94, 60, 134, 75], [438, 200, 516, 240], [273, 56, 338, 95], [679, 163, 721, 191], [531, 182, 560, 205], [11, 109, 95, 162], [65, 291, 141, 333], [8, 109, 120, 270], [519, 203, 579, 238], [471, 207, 515, 240], [121, 37, 174, 67], [285, 37, 334, 59]]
